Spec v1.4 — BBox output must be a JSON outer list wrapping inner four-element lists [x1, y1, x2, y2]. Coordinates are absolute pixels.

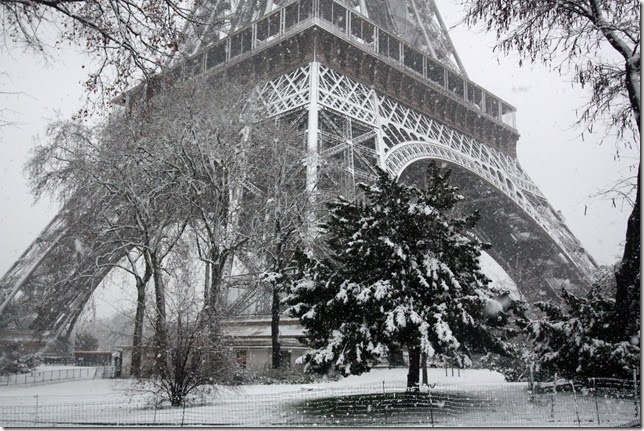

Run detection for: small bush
[[0, 349, 42, 375]]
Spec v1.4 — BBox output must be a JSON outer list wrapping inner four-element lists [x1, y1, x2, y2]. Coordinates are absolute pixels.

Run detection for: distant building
[[117, 317, 306, 377], [222, 316, 308, 371]]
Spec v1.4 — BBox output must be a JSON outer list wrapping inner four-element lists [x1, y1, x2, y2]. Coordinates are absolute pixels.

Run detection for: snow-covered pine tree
[[525, 285, 640, 380], [284, 162, 525, 389]]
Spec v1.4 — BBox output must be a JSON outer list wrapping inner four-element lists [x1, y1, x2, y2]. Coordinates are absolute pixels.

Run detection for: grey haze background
[[0, 1, 638, 284]]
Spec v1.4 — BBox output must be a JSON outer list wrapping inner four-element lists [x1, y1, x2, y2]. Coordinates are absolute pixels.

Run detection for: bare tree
[[0, 0, 234, 107], [134, 78, 317, 371], [123, 249, 152, 377], [0, 72, 22, 127], [243, 120, 309, 369], [462, 0, 640, 335], [135, 78, 310, 322], [152, 81, 254, 318], [26, 110, 188, 374], [143, 246, 242, 407]]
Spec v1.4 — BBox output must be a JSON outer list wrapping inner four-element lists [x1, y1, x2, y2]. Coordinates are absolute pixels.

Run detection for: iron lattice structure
[[0, 0, 597, 349]]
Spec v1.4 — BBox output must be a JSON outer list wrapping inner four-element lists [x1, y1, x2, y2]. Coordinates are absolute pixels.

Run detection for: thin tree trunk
[[131, 265, 152, 378], [421, 352, 428, 386], [271, 282, 281, 369], [407, 345, 420, 391], [203, 260, 211, 305], [131, 285, 146, 377], [148, 251, 167, 370], [207, 246, 229, 315], [271, 220, 286, 369]]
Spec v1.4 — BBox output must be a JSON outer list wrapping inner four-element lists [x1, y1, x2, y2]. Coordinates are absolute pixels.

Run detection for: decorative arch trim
[[383, 140, 595, 281]]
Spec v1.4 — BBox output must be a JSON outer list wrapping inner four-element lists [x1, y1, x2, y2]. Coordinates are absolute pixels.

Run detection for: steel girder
[[255, 61, 597, 283]]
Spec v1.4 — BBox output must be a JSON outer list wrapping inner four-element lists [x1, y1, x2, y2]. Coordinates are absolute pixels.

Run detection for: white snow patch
[[0, 367, 511, 406]]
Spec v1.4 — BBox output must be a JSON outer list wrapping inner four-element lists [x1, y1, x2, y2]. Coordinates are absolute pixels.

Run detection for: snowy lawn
[[0, 367, 638, 427], [0, 367, 503, 405]]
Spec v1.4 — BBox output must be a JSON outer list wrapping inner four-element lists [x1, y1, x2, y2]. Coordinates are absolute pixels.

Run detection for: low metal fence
[[0, 366, 116, 386], [0, 377, 639, 427]]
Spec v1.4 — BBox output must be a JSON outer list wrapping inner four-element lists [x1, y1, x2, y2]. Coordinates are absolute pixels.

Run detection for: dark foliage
[[0, 343, 41, 375], [524, 285, 640, 380], [74, 331, 99, 351], [285, 163, 525, 389]]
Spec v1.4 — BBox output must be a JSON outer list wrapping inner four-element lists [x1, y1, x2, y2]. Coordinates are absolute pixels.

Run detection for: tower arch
[[389, 149, 593, 304]]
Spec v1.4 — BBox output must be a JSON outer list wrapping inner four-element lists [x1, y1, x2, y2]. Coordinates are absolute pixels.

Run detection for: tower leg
[[306, 61, 320, 238]]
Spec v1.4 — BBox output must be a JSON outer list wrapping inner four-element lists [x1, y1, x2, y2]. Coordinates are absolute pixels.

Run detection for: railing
[[0, 378, 638, 427], [0, 366, 116, 386], [132, 0, 516, 130]]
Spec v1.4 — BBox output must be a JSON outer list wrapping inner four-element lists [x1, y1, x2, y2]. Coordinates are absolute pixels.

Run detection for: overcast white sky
[[0, 1, 638, 284]]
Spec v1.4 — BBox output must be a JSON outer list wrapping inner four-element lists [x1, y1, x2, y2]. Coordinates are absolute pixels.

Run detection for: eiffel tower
[[0, 0, 597, 351]]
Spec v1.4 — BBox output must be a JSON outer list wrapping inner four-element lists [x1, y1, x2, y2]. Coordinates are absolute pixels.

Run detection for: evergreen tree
[[524, 284, 640, 380], [284, 163, 525, 389]]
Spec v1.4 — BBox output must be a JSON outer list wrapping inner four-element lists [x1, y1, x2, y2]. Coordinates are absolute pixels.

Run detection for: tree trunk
[[613, 47, 640, 339], [269, 218, 294, 370], [421, 352, 428, 387], [615, 162, 641, 336], [148, 251, 167, 370], [130, 280, 145, 377], [205, 246, 229, 316], [203, 260, 211, 306], [130, 286, 145, 377], [271, 282, 281, 369], [407, 345, 420, 391], [130, 267, 151, 378]]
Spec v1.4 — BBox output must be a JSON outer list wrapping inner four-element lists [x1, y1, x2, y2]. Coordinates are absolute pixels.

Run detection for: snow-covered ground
[[0, 367, 638, 427], [0, 367, 504, 405]]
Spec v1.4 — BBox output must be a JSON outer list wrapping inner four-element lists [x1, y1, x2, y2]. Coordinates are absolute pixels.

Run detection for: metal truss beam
[[256, 61, 596, 282]]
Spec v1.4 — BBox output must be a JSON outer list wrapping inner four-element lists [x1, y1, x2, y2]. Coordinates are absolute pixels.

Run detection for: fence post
[[550, 373, 557, 420], [332, 396, 337, 423], [633, 368, 640, 420], [428, 389, 434, 427], [591, 378, 600, 426], [33, 395, 38, 426], [528, 363, 535, 402], [181, 398, 186, 426], [569, 380, 581, 427]]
